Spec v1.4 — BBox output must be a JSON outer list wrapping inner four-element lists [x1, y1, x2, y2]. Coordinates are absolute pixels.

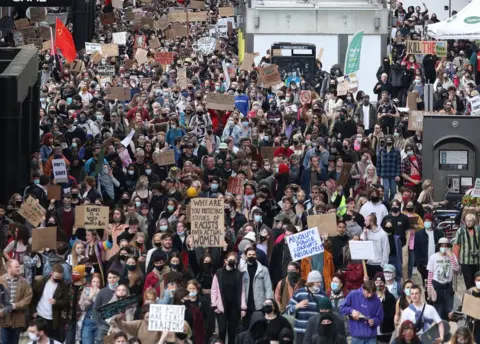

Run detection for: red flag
[[55, 18, 76, 63]]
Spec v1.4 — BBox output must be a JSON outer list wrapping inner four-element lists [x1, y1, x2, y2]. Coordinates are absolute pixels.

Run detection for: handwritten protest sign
[[470, 95, 480, 116], [149, 304, 186, 332], [101, 43, 119, 57], [405, 40, 448, 56], [47, 185, 61, 200], [112, 32, 127, 45], [135, 48, 148, 65], [85, 42, 102, 54], [29, 8, 46, 22], [190, 0, 205, 9], [52, 159, 68, 183], [75, 205, 109, 229], [32, 227, 57, 252], [97, 65, 116, 76], [97, 295, 139, 320], [191, 198, 224, 247], [149, 38, 161, 49], [307, 213, 338, 236], [227, 176, 244, 195], [206, 93, 235, 111], [176, 68, 188, 89], [105, 87, 131, 101], [18, 197, 45, 227], [154, 150, 176, 166], [259, 64, 282, 88], [168, 11, 208, 22], [14, 18, 30, 29], [349, 240, 375, 260], [196, 37, 216, 54], [462, 293, 480, 320], [154, 52, 174, 65], [218, 6, 234, 17], [286, 227, 324, 261], [240, 52, 259, 71], [408, 110, 428, 131]]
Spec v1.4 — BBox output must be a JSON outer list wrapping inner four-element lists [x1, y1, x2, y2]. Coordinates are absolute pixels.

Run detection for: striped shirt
[[454, 227, 480, 265], [6, 274, 18, 304], [286, 287, 326, 333]]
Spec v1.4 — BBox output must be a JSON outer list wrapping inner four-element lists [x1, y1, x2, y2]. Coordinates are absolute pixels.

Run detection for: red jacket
[[274, 147, 294, 158], [345, 262, 364, 292], [143, 271, 163, 296], [126, 106, 150, 122]]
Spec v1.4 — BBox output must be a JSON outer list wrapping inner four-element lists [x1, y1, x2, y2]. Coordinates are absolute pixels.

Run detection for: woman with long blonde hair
[[131, 175, 152, 203], [67, 241, 86, 267]]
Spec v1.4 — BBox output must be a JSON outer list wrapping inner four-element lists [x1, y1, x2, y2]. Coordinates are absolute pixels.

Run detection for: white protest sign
[[121, 129, 135, 147], [349, 240, 375, 260], [85, 42, 102, 54], [286, 227, 324, 261], [222, 61, 230, 89], [471, 178, 480, 198], [112, 32, 127, 45], [196, 37, 216, 54], [470, 95, 480, 116], [97, 65, 116, 76], [148, 304, 185, 332], [52, 159, 68, 183]]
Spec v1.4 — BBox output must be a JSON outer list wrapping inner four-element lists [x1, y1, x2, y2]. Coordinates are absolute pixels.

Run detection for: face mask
[[275, 167, 279, 174], [384, 273, 394, 280], [53, 278, 63, 284], [406, 207, 414, 212], [386, 142, 393, 146], [254, 214, 262, 222], [126, 264, 136, 271], [189, 291, 198, 297], [176, 333, 188, 340], [135, 201, 141, 208], [247, 257, 256, 264], [103, 167, 109, 174], [28, 333, 40, 341], [407, 151, 414, 156], [160, 225, 168, 231], [34, 179, 40, 185], [263, 305, 273, 314], [145, 169, 152, 175], [227, 260, 236, 268], [310, 286, 321, 293], [404, 287, 411, 296], [209, 183, 219, 191], [370, 196, 379, 203], [476, 281, 480, 289], [155, 265, 164, 271], [331, 282, 339, 291], [242, 122, 249, 128], [425, 221, 432, 229], [72, 142, 77, 148], [170, 263, 180, 270], [167, 205, 175, 212], [128, 170, 134, 176], [440, 247, 447, 254], [263, 136, 269, 141], [391, 207, 400, 213]]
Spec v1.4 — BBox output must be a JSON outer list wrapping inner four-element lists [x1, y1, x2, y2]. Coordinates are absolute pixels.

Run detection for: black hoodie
[[235, 311, 269, 344], [308, 312, 347, 344]]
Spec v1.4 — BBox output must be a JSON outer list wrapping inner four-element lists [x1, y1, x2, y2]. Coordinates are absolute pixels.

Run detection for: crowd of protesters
[[1, 0, 480, 344]]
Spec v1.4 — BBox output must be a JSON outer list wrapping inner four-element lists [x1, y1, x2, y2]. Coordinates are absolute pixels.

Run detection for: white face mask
[[29, 333, 40, 341], [476, 281, 480, 289], [384, 273, 394, 280]]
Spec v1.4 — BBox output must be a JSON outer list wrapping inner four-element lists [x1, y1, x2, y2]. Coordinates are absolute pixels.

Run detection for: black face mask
[[155, 265, 164, 271], [176, 333, 188, 340], [119, 255, 127, 261], [247, 257, 257, 264], [72, 193, 79, 199], [406, 207, 414, 212], [263, 305, 273, 314], [154, 242, 162, 248], [391, 207, 400, 213], [53, 278, 63, 284], [288, 271, 300, 283], [227, 260, 236, 268], [370, 196, 379, 203]]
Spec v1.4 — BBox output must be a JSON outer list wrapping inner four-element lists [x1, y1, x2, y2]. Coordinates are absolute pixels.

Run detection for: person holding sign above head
[[211, 251, 247, 344], [360, 213, 390, 279]]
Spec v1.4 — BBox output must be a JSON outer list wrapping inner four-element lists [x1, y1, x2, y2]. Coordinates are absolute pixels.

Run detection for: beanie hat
[[278, 163, 289, 175], [73, 265, 86, 279], [424, 213, 434, 222], [374, 272, 385, 283], [244, 232, 256, 242], [186, 187, 197, 198], [317, 296, 333, 311], [307, 270, 323, 283]]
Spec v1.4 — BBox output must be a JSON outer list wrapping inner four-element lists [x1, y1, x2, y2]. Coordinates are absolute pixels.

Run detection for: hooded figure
[[309, 312, 347, 344], [278, 327, 294, 344], [235, 311, 269, 344]]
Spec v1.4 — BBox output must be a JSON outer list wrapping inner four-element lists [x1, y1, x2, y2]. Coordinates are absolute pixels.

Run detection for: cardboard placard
[[168, 11, 208, 22], [32, 227, 57, 252], [164, 29, 175, 40], [407, 91, 418, 111], [190, 0, 205, 9], [101, 43, 119, 57], [124, 59, 135, 69], [18, 197, 45, 228], [91, 52, 103, 65], [206, 93, 235, 111], [260, 146, 276, 161], [85, 42, 102, 55], [39, 26, 50, 40], [155, 150, 176, 166], [74, 205, 109, 229], [259, 64, 282, 88], [227, 176, 244, 195], [105, 87, 131, 101], [47, 185, 62, 200], [97, 65, 116, 76], [100, 12, 115, 25], [135, 48, 149, 65], [71, 59, 85, 73], [18, 26, 36, 39], [408, 110, 428, 132], [141, 17, 155, 26], [337, 79, 348, 96], [14, 18, 30, 29], [52, 159, 68, 183], [172, 23, 188, 38], [125, 10, 136, 21], [112, 32, 127, 45], [177, 68, 188, 89], [148, 304, 186, 332], [154, 52, 174, 65], [239, 52, 259, 71], [30, 8, 46, 22], [287, 227, 324, 261], [190, 198, 225, 247], [42, 40, 51, 51], [349, 240, 376, 260], [149, 38, 161, 49], [338, 162, 353, 187], [306, 213, 338, 236], [218, 6, 234, 17], [405, 40, 448, 56], [112, 0, 123, 9], [97, 295, 139, 320], [154, 16, 169, 31]]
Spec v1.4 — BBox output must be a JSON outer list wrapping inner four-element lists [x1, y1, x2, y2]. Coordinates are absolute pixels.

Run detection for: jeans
[[351, 336, 377, 344], [382, 177, 397, 203], [82, 317, 98, 344], [1, 327, 21, 344], [95, 322, 109, 344]]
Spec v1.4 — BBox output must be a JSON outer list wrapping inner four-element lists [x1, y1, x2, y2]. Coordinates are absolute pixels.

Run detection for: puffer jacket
[[241, 262, 273, 310]]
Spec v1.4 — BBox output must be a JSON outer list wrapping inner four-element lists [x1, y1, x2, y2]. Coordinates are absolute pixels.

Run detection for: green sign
[[344, 30, 364, 75], [465, 16, 480, 24]]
